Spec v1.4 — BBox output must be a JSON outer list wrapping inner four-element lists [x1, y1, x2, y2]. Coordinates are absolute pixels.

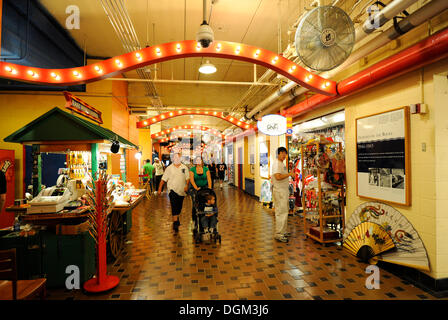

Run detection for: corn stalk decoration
[[83, 169, 120, 292]]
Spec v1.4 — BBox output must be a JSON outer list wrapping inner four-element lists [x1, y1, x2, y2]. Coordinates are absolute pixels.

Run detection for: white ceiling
[[39, 0, 399, 131]]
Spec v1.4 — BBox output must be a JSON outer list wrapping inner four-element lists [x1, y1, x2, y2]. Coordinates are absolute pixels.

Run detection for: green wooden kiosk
[[2, 108, 140, 286]]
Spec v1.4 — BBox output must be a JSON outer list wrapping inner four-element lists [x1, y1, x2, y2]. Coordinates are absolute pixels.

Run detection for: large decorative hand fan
[[295, 6, 355, 71], [344, 221, 395, 264], [344, 202, 430, 271]]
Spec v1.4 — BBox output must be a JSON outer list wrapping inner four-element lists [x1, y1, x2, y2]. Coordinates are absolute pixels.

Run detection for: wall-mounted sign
[[257, 114, 287, 136], [64, 91, 103, 124], [356, 106, 410, 206]]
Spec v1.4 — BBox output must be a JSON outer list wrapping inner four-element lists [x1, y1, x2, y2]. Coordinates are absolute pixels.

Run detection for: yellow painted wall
[[0, 60, 142, 197], [434, 72, 448, 278], [138, 128, 152, 181], [292, 57, 448, 279]]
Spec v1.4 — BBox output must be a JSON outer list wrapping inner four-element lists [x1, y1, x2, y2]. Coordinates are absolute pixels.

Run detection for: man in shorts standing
[[158, 153, 190, 233], [272, 147, 294, 243]]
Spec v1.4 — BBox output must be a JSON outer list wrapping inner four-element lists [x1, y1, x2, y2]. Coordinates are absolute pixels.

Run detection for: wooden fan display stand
[[83, 179, 120, 293]]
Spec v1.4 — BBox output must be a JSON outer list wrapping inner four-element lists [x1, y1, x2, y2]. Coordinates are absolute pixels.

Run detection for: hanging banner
[[356, 107, 410, 206], [64, 91, 103, 124], [257, 114, 287, 136]]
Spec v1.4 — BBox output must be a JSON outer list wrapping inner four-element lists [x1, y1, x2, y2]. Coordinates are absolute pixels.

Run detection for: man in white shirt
[[272, 147, 294, 243], [158, 153, 190, 233]]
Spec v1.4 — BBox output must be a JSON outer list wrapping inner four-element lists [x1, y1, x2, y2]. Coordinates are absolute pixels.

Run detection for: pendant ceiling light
[[199, 60, 217, 74]]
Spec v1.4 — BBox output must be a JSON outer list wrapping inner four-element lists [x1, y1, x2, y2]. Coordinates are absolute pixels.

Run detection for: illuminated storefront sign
[[257, 114, 287, 136], [64, 91, 103, 124]]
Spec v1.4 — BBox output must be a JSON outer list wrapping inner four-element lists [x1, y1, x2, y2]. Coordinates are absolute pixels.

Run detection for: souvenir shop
[[288, 110, 346, 244]]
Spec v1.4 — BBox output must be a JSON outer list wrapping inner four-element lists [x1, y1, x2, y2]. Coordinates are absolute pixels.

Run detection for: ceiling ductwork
[[248, 0, 422, 120], [99, 0, 163, 109]]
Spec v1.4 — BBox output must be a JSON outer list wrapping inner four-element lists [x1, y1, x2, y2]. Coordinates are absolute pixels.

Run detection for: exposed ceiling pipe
[[281, 26, 448, 117], [248, 0, 419, 119], [229, 0, 322, 117], [357, 0, 418, 40], [100, 0, 163, 108], [229, 1, 316, 116], [258, 0, 447, 118], [257, 84, 303, 117], [327, 0, 448, 78]]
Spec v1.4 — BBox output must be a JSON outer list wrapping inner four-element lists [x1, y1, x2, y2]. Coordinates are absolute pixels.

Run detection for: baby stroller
[[191, 188, 222, 244]]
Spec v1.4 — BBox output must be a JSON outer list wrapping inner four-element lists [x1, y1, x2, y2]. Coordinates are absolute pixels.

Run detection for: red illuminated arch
[[151, 125, 225, 140], [0, 40, 337, 96], [138, 109, 253, 129]]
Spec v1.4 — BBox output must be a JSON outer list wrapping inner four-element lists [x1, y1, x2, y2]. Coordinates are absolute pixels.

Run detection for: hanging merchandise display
[[301, 140, 345, 244], [67, 151, 91, 179], [289, 110, 345, 216]]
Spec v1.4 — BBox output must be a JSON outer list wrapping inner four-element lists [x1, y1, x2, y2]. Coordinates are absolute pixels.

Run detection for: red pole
[[83, 176, 119, 293]]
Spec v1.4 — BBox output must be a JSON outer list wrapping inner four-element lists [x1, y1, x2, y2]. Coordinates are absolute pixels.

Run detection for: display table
[[20, 207, 90, 226], [106, 194, 144, 260], [5, 193, 144, 263]]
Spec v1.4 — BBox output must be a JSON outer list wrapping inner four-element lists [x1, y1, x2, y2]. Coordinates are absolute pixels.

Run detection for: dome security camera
[[196, 21, 214, 48]]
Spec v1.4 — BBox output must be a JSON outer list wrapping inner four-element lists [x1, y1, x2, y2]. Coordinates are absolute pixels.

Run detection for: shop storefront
[[0, 107, 145, 287], [288, 110, 346, 243]]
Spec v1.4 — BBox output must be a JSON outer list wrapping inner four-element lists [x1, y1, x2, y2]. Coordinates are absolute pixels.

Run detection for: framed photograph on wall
[[356, 106, 410, 206]]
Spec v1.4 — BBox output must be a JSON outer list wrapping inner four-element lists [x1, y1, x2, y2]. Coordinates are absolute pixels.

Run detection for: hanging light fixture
[[198, 60, 217, 74]]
